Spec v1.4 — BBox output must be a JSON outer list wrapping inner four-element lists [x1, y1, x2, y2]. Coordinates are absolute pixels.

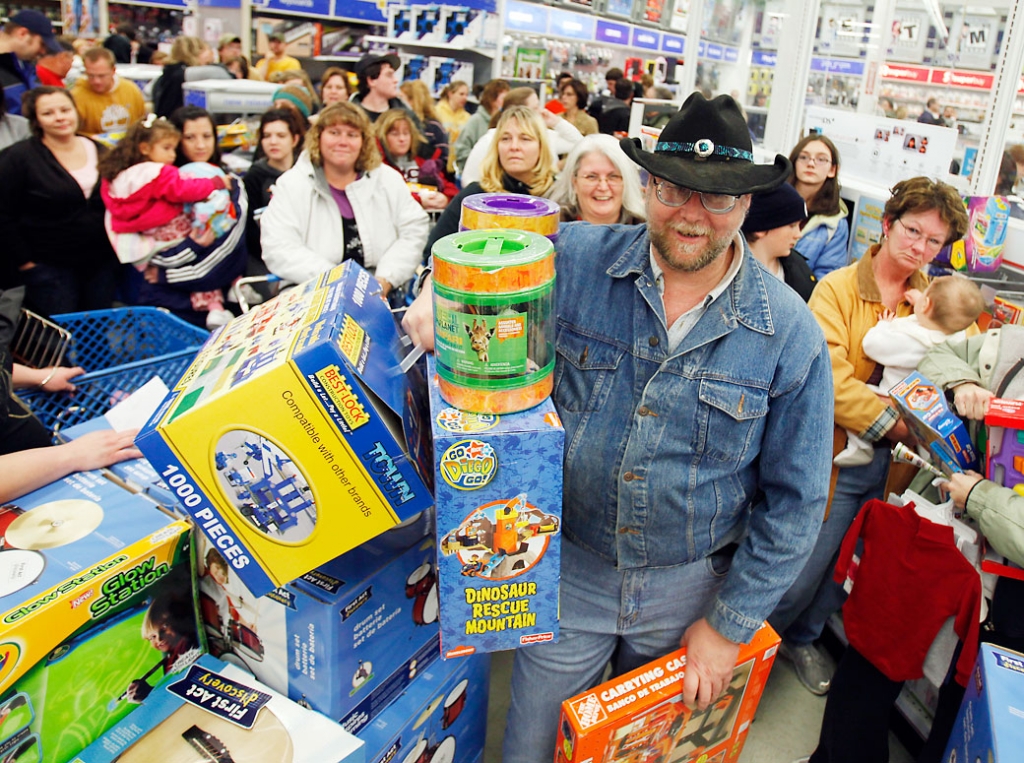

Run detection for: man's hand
[[680, 618, 741, 710], [941, 470, 985, 510], [401, 277, 436, 351], [952, 382, 994, 421]]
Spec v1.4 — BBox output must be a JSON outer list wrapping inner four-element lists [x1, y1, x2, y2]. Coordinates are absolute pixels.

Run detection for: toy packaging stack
[[422, 355, 564, 658], [889, 371, 979, 473], [555, 624, 781, 763], [192, 520, 441, 732], [136, 261, 433, 597], [984, 398, 1024, 490], [942, 644, 1024, 762], [70, 655, 364, 762], [356, 652, 490, 763], [0, 471, 200, 763], [937, 195, 1011, 273]]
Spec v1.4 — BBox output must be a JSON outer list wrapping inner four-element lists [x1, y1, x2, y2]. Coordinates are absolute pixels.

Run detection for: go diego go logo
[[440, 440, 497, 490]]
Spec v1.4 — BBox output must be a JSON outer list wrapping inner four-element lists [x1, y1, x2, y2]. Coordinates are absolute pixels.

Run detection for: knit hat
[[742, 182, 808, 236], [273, 85, 312, 118]]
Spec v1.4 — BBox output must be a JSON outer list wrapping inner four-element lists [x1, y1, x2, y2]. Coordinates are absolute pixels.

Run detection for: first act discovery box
[[943, 643, 1024, 762], [423, 356, 564, 658], [556, 624, 780, 763], [137, 262, 432, 596]]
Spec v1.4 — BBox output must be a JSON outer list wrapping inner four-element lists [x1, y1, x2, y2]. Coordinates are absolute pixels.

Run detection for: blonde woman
[[261, 102, 429, 297], [436, 80, 471, 173], [400, 79, 449, 168], [152, 36, 222, 117], [424, 105, 554, 256]]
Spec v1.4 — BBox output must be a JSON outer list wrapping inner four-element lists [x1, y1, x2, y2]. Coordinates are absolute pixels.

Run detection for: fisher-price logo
[[440, 440, 497, 490]]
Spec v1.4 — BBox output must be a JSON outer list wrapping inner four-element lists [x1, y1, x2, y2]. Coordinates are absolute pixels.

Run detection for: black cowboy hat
[[620, 92, 791, 196]]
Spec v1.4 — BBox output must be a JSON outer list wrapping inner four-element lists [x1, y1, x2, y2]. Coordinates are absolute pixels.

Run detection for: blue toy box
[[136, 262, 432, 597], [357, 652, 490, 763], [889, 371, 979, 473], [70, 655, 364, 763], [192, 524, 441, 731], [423, 356, 564, 658], [943, 644, 1024, 762]]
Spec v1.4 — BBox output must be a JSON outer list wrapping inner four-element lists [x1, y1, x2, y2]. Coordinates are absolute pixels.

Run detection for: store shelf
[[362, 34, 496, 59], [313, 54, 363, 62]]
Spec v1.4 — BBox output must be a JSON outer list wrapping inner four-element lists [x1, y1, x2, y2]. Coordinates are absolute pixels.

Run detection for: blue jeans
[[502, 539, 730, 763], [769, 446, 890, 645]]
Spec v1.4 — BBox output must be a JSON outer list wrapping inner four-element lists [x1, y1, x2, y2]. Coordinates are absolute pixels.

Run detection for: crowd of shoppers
[[3, 24, 1013, 763]]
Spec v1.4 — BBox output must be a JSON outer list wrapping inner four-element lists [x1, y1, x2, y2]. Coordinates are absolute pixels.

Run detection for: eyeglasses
[[576, 173, 624, 187], [652, 177, 738, 214], [895, 218, 946, 251], [796, 153, 833, 166]]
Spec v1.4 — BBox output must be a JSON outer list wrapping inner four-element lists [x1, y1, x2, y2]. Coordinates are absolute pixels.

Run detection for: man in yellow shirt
[[255, 33, 300, 81], [70, 47, 145, 135]]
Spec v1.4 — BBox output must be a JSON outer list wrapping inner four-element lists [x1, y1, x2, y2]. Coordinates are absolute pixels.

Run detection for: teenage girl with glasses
[[788, 133, 850, 279]]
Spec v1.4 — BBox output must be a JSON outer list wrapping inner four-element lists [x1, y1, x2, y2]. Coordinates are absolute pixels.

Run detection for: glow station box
[[137, 262, 433, 597], [193, 526, 441, 732], [0, 471, 199, 763], [356, 652, 489, 763], [422, 356, 564, 658], [889, 371, 979, 473], [943, 644, 1024, 762], [71, 655, 364, 763], [556, 624, 780, 763]]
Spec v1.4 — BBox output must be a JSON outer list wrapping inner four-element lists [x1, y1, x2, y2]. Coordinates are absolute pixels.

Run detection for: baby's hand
[[192, 227, 216, 247], [221, 175, 234, 192], [879, 308, 897, 322]]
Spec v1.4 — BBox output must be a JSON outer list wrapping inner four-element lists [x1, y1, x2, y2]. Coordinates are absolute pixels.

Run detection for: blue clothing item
[[553, 222, 835, 644], [797, 213, 851, 280], [770, 445, 890, 645], [503, 538, 730, 763]]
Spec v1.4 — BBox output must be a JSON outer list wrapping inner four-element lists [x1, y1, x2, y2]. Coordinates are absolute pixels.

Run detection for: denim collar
[[607, 226, 775, 336]]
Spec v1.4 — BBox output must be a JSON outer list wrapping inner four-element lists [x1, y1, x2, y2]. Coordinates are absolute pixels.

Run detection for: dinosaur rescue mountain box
[[137, 262, 433, 597], [556, 623, 780, 763], [421, 355, 564, 658]]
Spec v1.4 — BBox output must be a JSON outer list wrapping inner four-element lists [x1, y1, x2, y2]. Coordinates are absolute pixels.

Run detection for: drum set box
[[71, 655, 365, 763], [357, 650, 490, 763], [555, 623, 781, 763], [194, 526, 443, 732], [943, 643, 1024, 762], [0, 469, 200, 762], [419, 356, 564, 658], [136, 261, 433, 597]]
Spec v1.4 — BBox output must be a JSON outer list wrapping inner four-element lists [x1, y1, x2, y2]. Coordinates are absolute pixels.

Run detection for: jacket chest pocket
[[553, 328, 626, 413], [695, 378, 769, 463]]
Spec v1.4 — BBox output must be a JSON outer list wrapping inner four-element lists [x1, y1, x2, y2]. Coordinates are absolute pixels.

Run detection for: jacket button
[[648, 336, 659, 347], [638, 405, 653, 416], [623, 471, 635, 482], [618, 527, 631, 534]]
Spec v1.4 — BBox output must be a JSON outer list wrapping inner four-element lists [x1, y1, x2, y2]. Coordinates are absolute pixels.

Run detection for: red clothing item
[[101, 162, 224, 234], [35, 65, 64, 87], [834, 499, 981, 687], [380, 143, 459, 202]]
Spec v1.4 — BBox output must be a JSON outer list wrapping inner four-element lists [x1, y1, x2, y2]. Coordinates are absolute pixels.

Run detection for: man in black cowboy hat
[[402, 92, 834, 762]]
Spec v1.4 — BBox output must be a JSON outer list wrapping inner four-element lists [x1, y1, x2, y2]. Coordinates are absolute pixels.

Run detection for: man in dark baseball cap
[[351, 52, 409, 124], [1, 10, 61, 115]]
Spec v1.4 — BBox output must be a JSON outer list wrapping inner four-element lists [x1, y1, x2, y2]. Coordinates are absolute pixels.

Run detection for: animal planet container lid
[[459, 193, 560, 237], [432, 229, 554, 294]]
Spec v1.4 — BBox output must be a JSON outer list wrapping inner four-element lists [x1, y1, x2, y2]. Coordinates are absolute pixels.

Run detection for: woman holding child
[[768, 176, 970, 698]]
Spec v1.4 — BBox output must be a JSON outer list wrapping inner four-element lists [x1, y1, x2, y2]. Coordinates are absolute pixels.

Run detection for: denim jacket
[[554, 222, 835, 643]]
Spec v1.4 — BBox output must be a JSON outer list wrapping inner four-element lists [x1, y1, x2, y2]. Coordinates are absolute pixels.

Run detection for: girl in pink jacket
[[99, 115, 236, 327]]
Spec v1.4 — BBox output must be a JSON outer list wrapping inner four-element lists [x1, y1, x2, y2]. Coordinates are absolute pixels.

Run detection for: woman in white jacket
[[261, 102, 429, 296]]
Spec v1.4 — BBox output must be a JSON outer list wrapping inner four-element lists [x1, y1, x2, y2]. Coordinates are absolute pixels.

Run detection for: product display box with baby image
[[889, 371, 979, 473], [356, 650, 490, 763], [136, 261, 433, 597], [192, 518, 441, 733], [418, 355, 564, 659], [943, 643, 1024, 762], [0, 471, 200, 763], [70, 654, 364, 763], [555, 623, 781, 763]]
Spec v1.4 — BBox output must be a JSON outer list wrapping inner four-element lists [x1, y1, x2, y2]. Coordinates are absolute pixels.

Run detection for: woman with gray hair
[[548, 133, 645, 225]]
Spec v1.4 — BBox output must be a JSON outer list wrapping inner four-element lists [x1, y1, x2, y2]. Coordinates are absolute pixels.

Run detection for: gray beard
[[649, 224, 733, 273]]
